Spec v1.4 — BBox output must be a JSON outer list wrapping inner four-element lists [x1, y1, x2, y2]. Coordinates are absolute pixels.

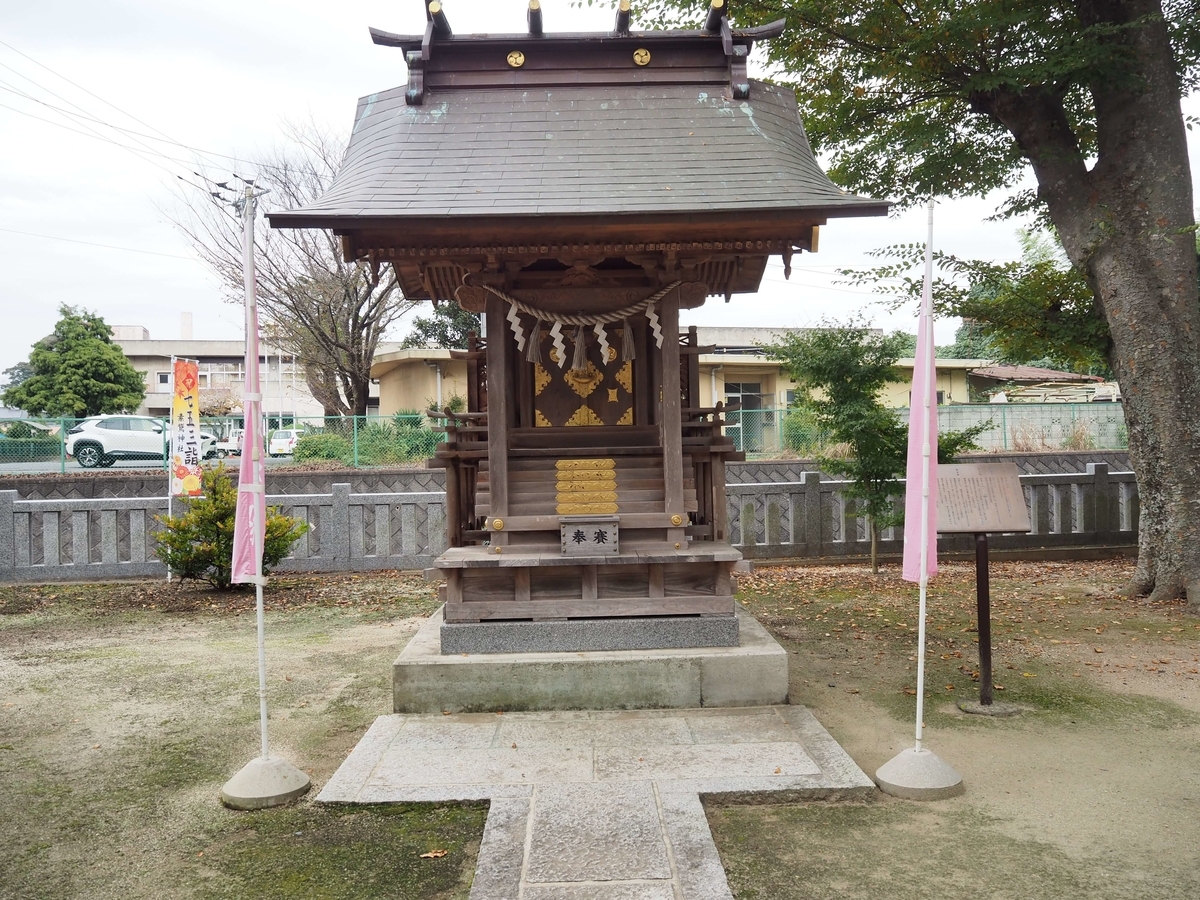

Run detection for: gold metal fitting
[[670, 514, 683, 526], [495, 546, 503, 554], [633, 48, 651, 66], [507, 50, 526, 68], [674, 542, 682, 549], [492, 518, 505, 531]]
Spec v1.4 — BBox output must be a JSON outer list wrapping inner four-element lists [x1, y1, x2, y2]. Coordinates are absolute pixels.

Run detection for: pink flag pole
[[906, 197, 940, 751], [875, 198, 964, 799], [220, 184, 310, 810]]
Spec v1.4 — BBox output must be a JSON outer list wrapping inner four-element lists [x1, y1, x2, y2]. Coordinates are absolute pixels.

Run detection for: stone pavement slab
[[319, 705, 874, 898]]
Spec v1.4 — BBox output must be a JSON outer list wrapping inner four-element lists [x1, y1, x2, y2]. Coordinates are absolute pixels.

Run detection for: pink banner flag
[[902, 211, 939, 583], [231, 217, 266, 585]]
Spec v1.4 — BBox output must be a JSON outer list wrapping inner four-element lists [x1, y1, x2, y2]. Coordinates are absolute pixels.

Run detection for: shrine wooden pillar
[[661, 287, 686, 545], [485, 295, 510, 548]]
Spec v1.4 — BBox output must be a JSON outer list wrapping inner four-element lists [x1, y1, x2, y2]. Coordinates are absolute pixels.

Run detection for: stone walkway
[[319, 705, 874, 899]]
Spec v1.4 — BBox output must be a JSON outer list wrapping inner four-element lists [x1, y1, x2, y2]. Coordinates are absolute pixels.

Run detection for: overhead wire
[[0, 39, 286, 182], [0, 227, 197, 261]]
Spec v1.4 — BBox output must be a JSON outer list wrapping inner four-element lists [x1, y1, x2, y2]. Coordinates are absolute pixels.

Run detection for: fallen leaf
[[1094, 647, 1105, 654], [845, 688, 860, 694], [773, 767, 782, 774], [511, 743, 517, 749], [1022, 672, 1037, 678], [420, 849, 448, 859], [903, 689, 917, 696]]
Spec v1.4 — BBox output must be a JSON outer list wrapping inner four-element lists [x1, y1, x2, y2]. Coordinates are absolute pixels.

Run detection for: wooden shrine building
[[270, 1, 887, 652]]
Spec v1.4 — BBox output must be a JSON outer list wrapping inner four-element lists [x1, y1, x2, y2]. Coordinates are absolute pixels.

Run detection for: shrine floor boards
[[318, 705, 874, 898]]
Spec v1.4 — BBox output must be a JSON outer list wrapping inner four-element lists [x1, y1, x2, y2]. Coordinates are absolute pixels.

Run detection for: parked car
[[66, 415, 216, 468], [268, 428, 302, 457]]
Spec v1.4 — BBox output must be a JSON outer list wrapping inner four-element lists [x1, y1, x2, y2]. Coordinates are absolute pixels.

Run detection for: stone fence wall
[[0, 451, 1131, 500], [728, 463, 1136, 561], [0, 486, 447, 583], [1, 463, 1136, 583]]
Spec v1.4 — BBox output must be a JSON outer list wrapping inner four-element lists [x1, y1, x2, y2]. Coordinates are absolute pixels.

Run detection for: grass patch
[[708, 801, 1196, 900], [197, 803, 487, 900]]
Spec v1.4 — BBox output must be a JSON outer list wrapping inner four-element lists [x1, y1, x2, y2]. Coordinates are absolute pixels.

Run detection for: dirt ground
[[2, 562, 1198, 899], [0, 574, 484, 900], [710, 559, 1200, 899]]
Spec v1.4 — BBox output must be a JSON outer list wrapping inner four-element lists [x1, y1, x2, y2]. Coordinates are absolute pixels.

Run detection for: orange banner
[[170, 359, 202, 497]]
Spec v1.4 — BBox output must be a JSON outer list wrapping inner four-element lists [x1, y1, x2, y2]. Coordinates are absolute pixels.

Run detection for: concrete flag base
[[875, 747, 965, 801], [220, 755, 311, 810]]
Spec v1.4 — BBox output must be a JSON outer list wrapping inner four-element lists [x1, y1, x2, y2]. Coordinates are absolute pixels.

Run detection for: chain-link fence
[[0, 404, 1127, 473], [727, 402, 1128, 457], [0, 413, 447, 474]]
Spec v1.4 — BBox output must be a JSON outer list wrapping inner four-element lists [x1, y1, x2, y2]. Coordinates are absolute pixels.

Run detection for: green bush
[[781, 404, 831, 456], [0, 436, 60, 462], [292, 433, 352, 463], [154, 464, 308, 590], [4, 420, 33, 439]]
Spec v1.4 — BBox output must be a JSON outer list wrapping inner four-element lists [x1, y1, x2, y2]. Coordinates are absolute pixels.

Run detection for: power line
[[0, 40, 292, 178], [0, 226, 197, 261], [0, 99, 185, 180]]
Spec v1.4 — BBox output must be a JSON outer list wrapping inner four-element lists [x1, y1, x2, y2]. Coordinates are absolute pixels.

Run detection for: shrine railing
[[0, 464, 1135, 582], [727, 463, 1137, 560], [0, 484, 447, 583]]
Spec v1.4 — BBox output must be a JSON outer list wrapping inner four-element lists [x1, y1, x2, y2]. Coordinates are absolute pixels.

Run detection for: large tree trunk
[[978, 1, 1200, 605]]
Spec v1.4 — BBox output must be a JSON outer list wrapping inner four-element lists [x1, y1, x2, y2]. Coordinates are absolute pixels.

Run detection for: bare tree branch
[[164, 121, 420, 416]]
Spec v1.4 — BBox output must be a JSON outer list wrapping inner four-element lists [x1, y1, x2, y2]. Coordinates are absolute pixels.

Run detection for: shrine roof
[[269, 79, 885, 230]]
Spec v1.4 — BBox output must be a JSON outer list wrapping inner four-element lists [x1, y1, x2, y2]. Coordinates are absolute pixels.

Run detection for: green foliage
[[292, 433, 352, 463], [2, 359, 33, 391], [768, 322, 985, 538], [154, 465, 308, 591], [843, 230, 1113, 375], [781, 403, 830, 456], [4, 420, 32, 439], [638, 1, 1200, 209], [768, 324, 910, 533], [0, 435, 60, 462], [401, 303, 481, 349], [2, 305, 146, 416], [940, 321, 1000, 361]]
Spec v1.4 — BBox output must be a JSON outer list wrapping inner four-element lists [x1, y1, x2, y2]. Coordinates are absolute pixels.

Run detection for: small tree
[[3, 306, 146, 417], [155, 465, 308, 590], [401, 302, 481, 350], [769, 322, 984, 572]]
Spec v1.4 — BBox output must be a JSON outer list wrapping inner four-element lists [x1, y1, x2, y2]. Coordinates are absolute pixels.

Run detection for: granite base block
[[440, 615, 739, 655]]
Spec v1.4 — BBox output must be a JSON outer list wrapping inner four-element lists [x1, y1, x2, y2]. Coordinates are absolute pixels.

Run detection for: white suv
[[66, 415, 215, 468]]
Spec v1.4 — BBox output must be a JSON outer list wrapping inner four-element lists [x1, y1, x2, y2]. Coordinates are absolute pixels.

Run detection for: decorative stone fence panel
[[727, 463, 1136, 560], [0, 485, 446, 583], [1, 465, 1135, 582]]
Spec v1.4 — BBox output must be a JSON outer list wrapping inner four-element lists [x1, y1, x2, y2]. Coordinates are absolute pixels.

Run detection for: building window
[[908, 390, 946, 405], [724, 382, 764, 410], [156, 372, 170, 387]]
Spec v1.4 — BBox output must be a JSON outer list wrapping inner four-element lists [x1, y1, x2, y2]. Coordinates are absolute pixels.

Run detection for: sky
[[2, 0, 1199, 378]]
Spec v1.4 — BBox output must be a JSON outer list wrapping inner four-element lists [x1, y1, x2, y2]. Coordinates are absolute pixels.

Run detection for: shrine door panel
[[533, 327, 633, 427]]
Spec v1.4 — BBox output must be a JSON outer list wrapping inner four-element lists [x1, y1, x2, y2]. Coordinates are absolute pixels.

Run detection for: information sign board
[[936, 463, 1031, 534]]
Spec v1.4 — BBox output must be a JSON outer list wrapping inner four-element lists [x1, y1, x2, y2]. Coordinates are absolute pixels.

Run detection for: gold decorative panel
[[565, 405, 603, 426], [533, 329, 633, 426], [556, 458, 618, 515], [565, 362, 603, 398], [615, 361, 633, 393], [556, 458, 616, 470]]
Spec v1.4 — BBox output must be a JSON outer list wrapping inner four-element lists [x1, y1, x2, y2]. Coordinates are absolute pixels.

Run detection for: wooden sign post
[[936, 463, 1031, 708]]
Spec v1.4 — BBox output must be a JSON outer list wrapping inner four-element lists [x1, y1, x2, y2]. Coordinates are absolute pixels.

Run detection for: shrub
[[0, 435, 60, 462], [154, 464, 308, 590], [5, 420, 32, 439], [292, 433, 352, 463], [781, 404, 831, 456]]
